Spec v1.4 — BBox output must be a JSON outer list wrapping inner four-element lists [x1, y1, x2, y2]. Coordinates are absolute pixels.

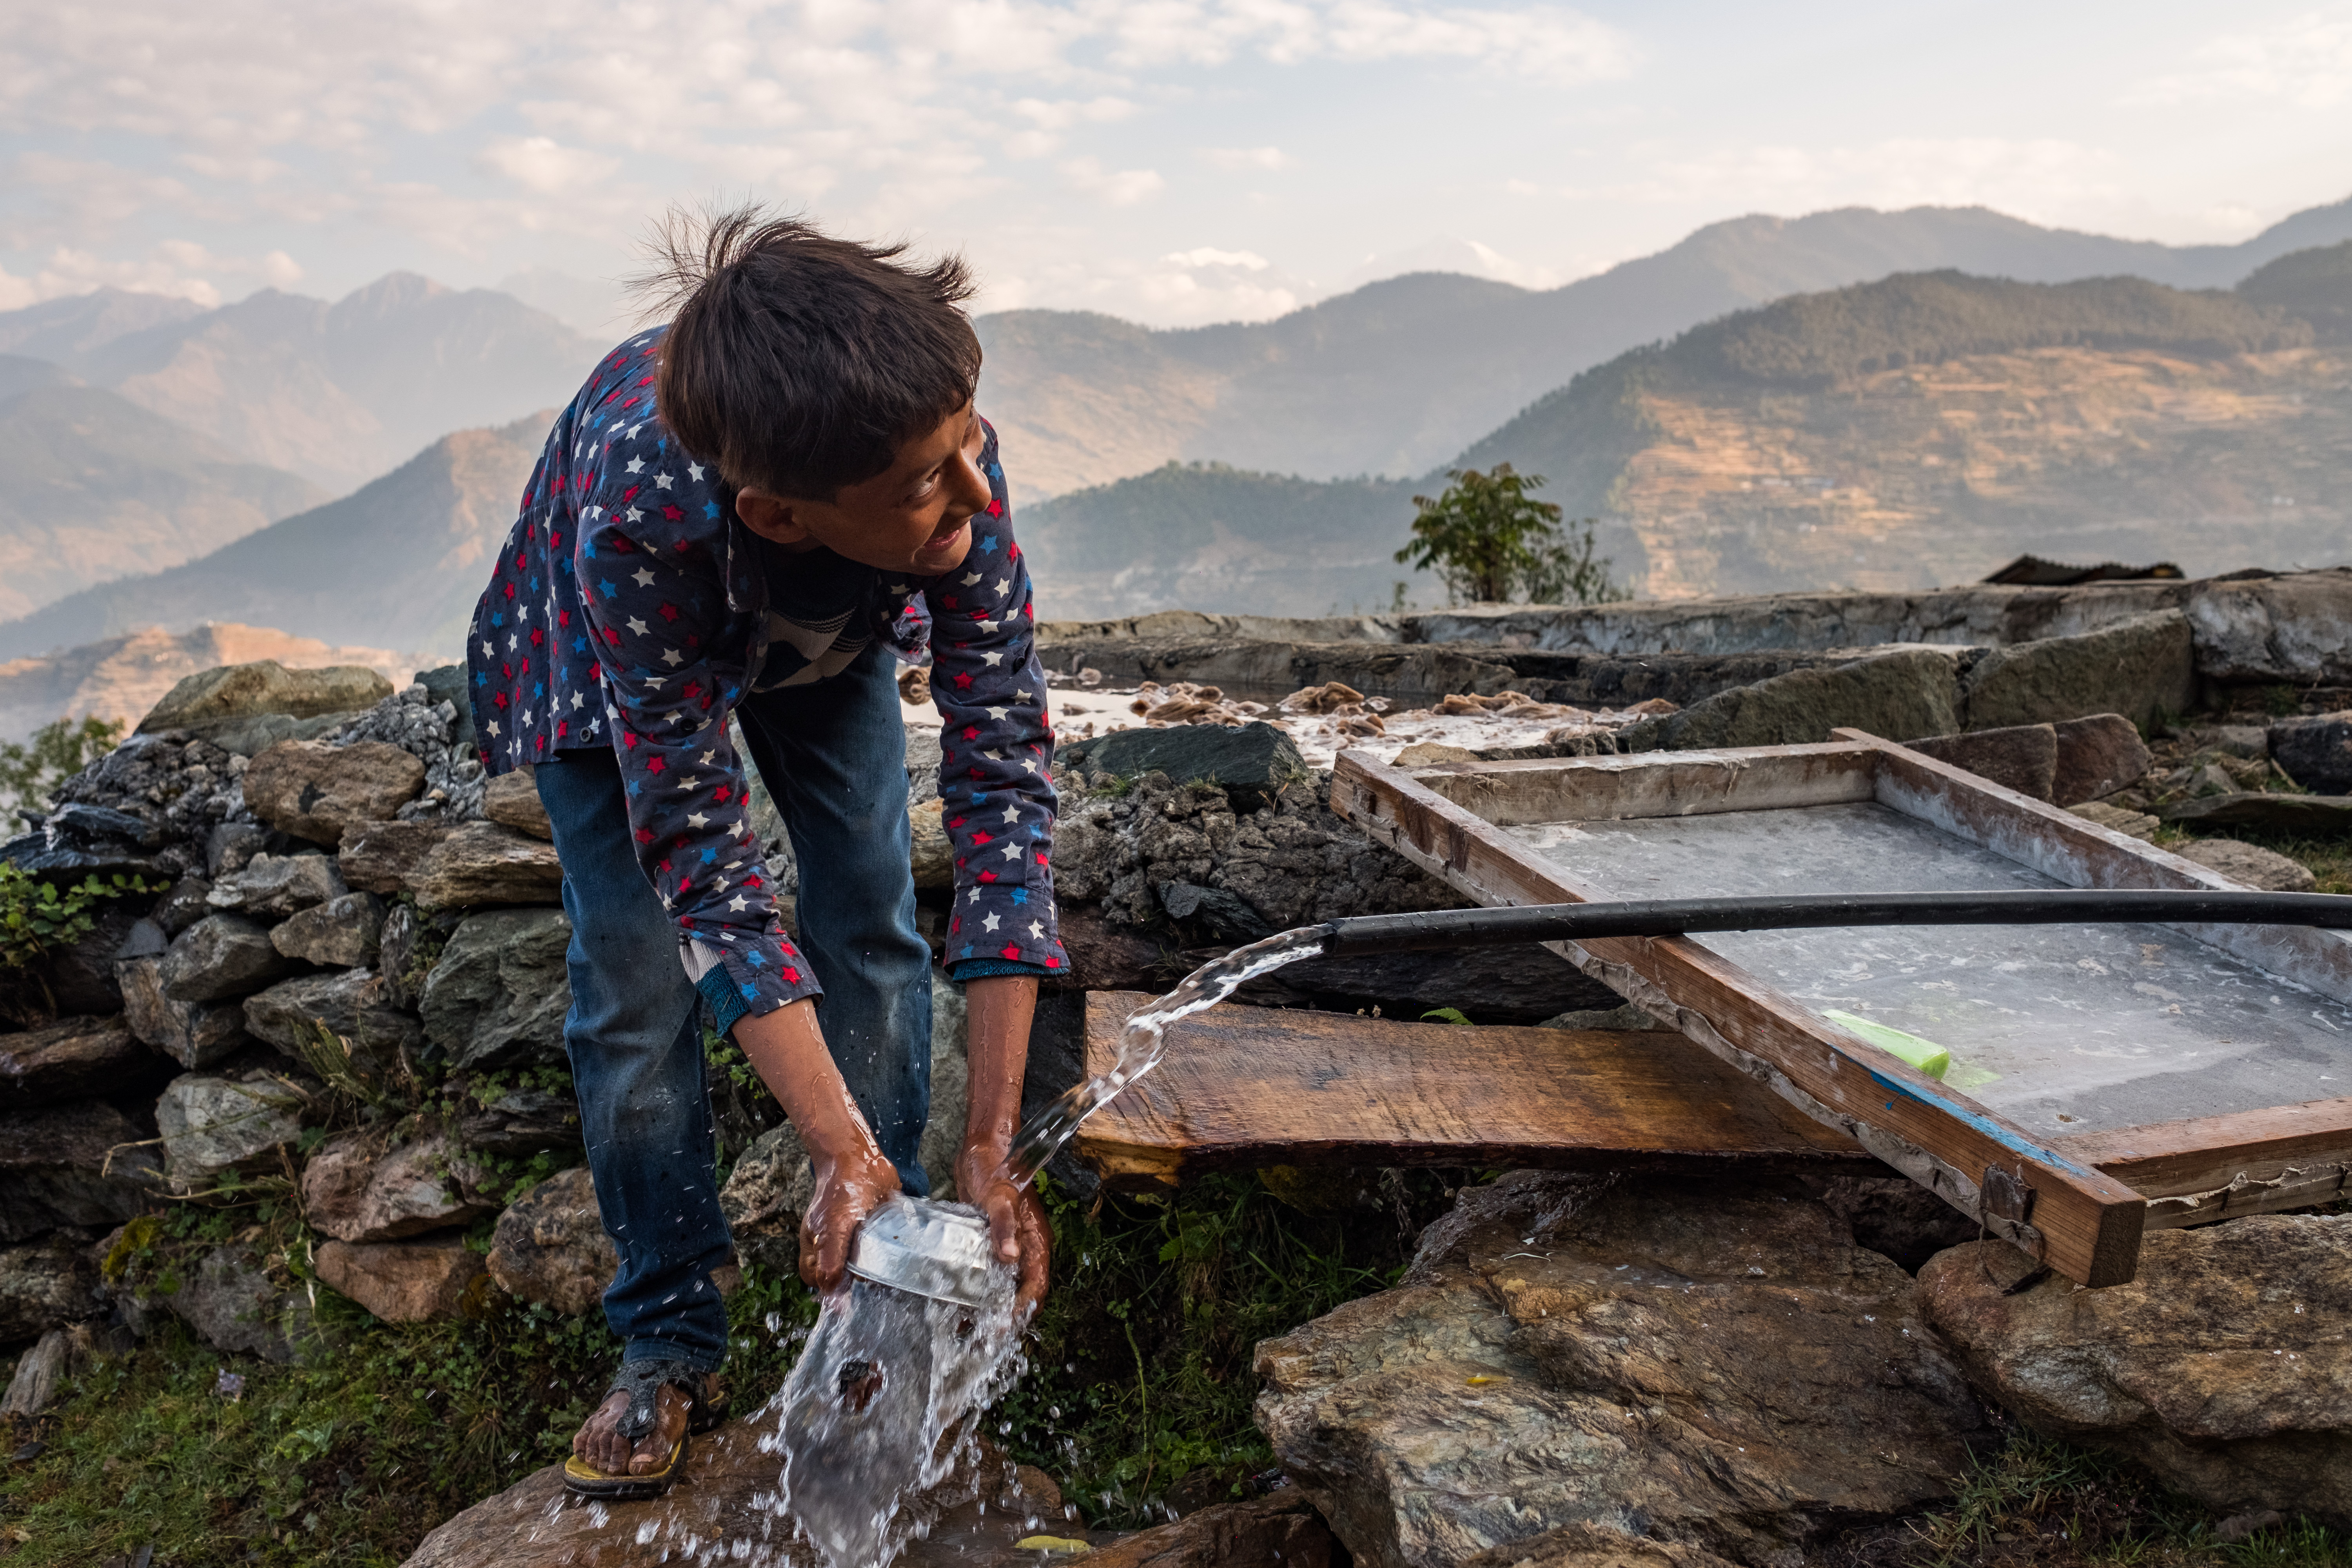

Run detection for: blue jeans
[[536, 644, 934, 1371]]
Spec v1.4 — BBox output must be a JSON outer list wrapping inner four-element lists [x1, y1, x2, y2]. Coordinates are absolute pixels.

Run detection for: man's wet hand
[[799, 1143, 901, 1298], [958, 1142, 1051, 1317]]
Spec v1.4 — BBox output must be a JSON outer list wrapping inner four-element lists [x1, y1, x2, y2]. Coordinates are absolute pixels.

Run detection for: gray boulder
[[1255, 1171, 1995, 1567], [159, 914, 298, 1004], [1616, 647, 1962, 751], [338, 820, 454, 895], [0, 1101, 161, 1241], [156, 1072, 306, 1194], [2187, 568, 2352, 684], [157, 1242, 323, 1363], [419, 908, 572, 1069], [0, 1229, 101, 1340], [1060, 721, 1310, 807], [242, 968, 423, 1076], [205, 851, 347, 919], [1959, 609, 2196, 731], [137, 659, 393, 739], [116, 956, 256, 1069], [451, 1080, 581, 1156], [269, 890, 387, 968], [300, 1124, 497, 1243], [2269, 712, 2352, 795], [0, 1016, 164, 1109], [1921, 1220, 2352, 1525], [242, 738, 427, 844]]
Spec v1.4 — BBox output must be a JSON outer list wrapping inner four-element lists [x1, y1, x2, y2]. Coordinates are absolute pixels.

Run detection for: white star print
[[960, 571, 982, 586], [486, 719, 501, 737], [1028, 921, 1045, 940], [632, 567, 655, 588], [982, 652, 1003, 666], [661, 647, 684, 667], [977, 619, 1000, 632], [571, 691, 585, 710], [644, 674, 666, 690], [689, 463, 704, 480], [654, 473, 673, 489], [507, 632, 518, 652], [625, 507, 643, 523], [987, 707, 1008, 720], [994, 578, 1011, 595], [730, 894, 750, 911], [627, 456, 645, 474], [480, 639, 494, 659], [627, 617, 650, 635], [1001, 843, 1022, 860], [1000, 805, 1020, 823], [982, 912, 1001, 932], [688, 812, 709, 828]]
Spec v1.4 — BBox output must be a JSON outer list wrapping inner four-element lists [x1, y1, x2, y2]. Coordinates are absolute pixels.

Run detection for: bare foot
[[573, 1382, 691, 1477]]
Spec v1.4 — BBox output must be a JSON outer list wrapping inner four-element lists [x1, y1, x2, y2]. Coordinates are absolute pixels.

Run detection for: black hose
[[1317, 889, 2352, 957]]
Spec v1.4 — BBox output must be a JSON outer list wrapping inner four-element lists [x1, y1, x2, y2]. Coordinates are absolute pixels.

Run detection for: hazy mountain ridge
[[0, 368, 326, 622], [982, 196, 2352, 498], [0, 412, 550, 664], [0, 274, 600, 492], [1022, 244, 2352, 617]]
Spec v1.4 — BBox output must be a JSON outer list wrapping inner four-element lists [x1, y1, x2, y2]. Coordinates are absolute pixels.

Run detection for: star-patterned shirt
[[466, 327, 1064, 1025]]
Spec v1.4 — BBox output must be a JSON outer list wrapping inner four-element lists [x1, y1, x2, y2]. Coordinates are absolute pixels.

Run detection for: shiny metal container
[[845, 1196, 995, 1307]]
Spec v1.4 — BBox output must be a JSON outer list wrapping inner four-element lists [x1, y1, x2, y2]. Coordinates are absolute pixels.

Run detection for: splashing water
[[773, 926, 1326, 1566], [1002, 924, 1328, 1187], [775, 1222, 1027, 1568]]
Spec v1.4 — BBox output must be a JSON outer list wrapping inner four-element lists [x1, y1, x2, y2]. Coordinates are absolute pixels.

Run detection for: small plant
[[0, 713, 125, 833], [0, 864, 163, 1020], [1420, 1007, 1472, 1024], [1394, 464, 1622, 606]]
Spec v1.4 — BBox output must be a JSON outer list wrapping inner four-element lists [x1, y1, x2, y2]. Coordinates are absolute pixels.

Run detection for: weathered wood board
[[1073, 991, 1877, 1189], [1330, 736, 2352, 1285]]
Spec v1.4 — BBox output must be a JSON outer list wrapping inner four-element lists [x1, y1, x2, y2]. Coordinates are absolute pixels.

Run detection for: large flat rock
[[1255, 1171, 1995, 1568], [1919, 1222, 2352, 1526]]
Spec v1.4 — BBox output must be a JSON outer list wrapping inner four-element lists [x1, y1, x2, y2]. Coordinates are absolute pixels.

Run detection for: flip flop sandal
[[563, 1359, 731, 1501]]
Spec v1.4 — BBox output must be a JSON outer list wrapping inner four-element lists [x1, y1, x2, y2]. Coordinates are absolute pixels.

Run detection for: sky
[[2, 0, 2350, 332]]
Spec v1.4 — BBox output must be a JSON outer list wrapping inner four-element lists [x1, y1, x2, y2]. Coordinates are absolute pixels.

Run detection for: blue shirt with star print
[[465, 328, 1065, 1023]]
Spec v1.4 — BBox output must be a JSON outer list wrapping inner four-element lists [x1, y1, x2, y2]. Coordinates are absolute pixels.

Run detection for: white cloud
[[1164, 246, 1270, 269], [0, 237, 309, 310], [2125, 8, 2352, 109], [1063, 156, 1166, 205], [1202, 145, 1290, 171], [476, 136, 621, 195]]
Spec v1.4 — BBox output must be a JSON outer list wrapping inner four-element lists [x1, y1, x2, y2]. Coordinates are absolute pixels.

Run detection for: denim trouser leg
[[736, 644, 935, 1194], [538, 748, 733, 1371]]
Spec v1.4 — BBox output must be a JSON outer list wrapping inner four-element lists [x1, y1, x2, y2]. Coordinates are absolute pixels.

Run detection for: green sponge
[[1822, 1009, 1951, 1080]]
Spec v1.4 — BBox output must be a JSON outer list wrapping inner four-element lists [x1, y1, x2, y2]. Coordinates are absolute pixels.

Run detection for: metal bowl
[[845, 1196, 996, 1307]]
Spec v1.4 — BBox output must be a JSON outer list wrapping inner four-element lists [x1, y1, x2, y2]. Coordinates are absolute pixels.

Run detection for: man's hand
[[958, 1142, 1051, 1315], [800, 1141, 902, 1298], [962, 974, 1050, 1317], [731, 998, 902, 1297]]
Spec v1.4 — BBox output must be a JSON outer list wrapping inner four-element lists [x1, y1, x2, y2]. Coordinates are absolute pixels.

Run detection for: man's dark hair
[[635, 205, 981, 499]]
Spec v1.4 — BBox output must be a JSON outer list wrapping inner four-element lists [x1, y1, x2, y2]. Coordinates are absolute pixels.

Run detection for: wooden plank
[[1402, 742, 1878, 827], [1332, 746, 2152, 1286], [2056, 1096, 2352, 1229], [1073, 991, 1878, 1187], [1839, 728, 2352, 1006]]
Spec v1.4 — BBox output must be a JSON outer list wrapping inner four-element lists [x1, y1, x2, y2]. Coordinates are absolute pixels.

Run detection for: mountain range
[[1022, 243, 2352, 615], [978, 196, 2352, 498], [0, 414, 550, 665]]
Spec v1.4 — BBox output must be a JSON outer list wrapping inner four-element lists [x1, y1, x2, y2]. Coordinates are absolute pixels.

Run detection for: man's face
[[733, 403, 990, 576]]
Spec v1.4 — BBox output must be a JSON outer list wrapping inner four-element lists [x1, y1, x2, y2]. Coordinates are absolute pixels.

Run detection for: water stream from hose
[[771, 926, 1328, 1568]]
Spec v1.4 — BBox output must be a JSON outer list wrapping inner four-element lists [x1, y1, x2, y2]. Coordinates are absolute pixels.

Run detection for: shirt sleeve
[[929, 425, 1066, 978], [573, 427, 818, 1030]]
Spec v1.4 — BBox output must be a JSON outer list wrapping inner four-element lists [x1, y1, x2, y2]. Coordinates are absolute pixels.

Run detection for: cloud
[[476, 136, 621, 195], [1201, 145, 1290, 171], [0, 238, 307, 310], [1063, 156, 1166, 205], [2125, 8, 2352, 109], [1164, 246, 1270, 269]]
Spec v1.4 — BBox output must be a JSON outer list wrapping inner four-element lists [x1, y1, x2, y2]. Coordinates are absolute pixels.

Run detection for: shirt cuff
[[695, 966, 751, 1037], [947, 957, 1051, 984]]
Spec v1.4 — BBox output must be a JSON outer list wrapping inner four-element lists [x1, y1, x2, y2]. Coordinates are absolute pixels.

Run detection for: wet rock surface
[[418, 907, 572, 1068], [0, 1016, 161, 1109], [0, 1100, 160, 1241], [1255, 1171, 1996, 1568], [485, 1166, 617, 1316], [1919, 1223, 2352, 1526]]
